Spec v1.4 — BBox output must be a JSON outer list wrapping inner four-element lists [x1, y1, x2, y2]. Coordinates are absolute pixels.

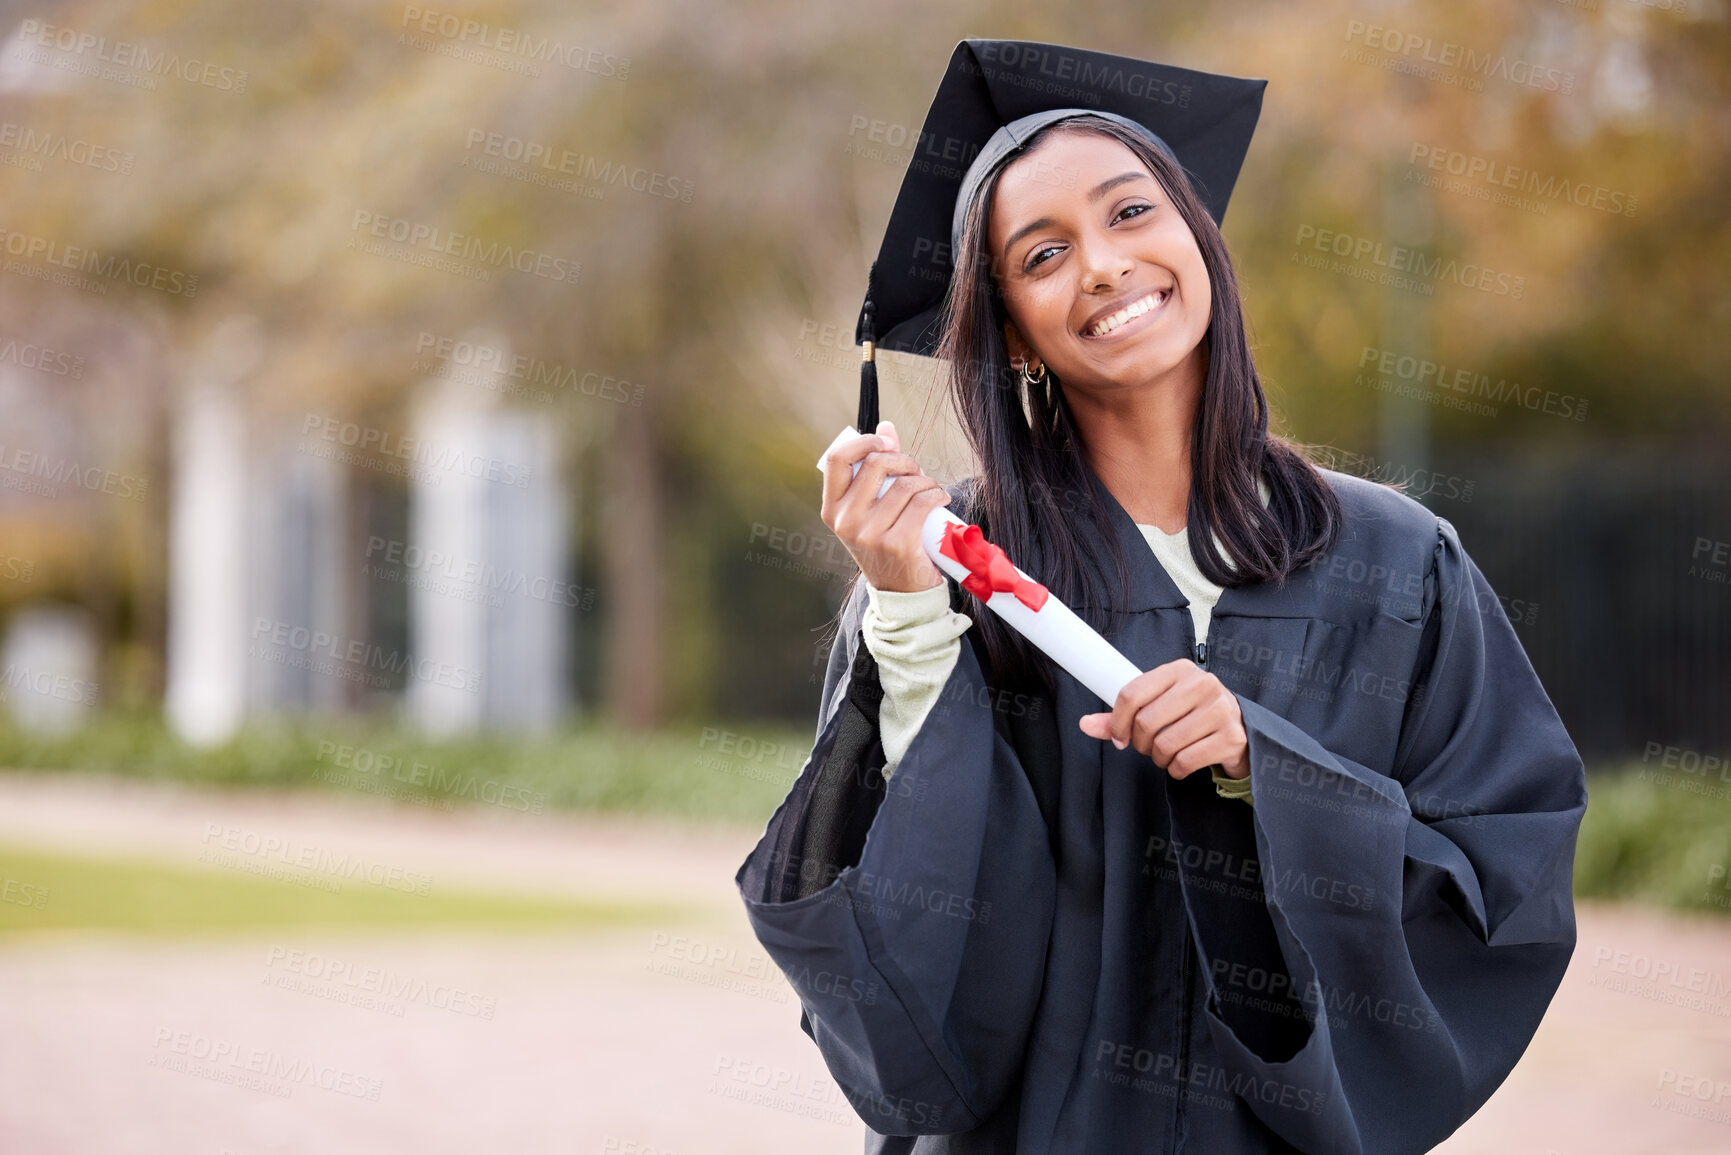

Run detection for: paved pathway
[[0, 772, 1725, 1153]]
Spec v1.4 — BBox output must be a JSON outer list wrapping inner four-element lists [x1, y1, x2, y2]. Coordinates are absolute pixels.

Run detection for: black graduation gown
[[734, 468, 1587, 1154]]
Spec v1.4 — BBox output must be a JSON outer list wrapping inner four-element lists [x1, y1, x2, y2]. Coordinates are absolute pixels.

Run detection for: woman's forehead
[[988, 131, 1158, 235]]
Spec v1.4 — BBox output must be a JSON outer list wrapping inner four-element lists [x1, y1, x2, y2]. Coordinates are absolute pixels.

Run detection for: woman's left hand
[[1078, 659, 1250, 780]]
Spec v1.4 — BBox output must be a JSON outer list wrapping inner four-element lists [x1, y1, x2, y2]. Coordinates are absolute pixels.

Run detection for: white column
[[482, 411, 567, 733], [406, 356, 570, 736], [406, 377, 490, 736], [164, 384, 250, 745]]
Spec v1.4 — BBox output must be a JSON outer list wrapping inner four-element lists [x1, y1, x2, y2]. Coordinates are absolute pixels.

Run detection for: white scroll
[[818, 426, 1142, 705]]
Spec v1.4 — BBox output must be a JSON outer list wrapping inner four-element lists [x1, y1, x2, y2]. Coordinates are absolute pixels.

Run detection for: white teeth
[[1087, 290, 1168, 337]]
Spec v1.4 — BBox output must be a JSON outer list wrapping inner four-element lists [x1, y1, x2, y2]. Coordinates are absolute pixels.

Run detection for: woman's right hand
[[820, 420, 952, 593]]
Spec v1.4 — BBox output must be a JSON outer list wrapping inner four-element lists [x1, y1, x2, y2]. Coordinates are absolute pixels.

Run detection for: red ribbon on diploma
[[939, 522, 1050, 611]]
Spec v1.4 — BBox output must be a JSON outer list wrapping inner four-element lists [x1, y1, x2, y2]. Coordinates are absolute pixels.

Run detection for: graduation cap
[[851, 39, 1268, 433]]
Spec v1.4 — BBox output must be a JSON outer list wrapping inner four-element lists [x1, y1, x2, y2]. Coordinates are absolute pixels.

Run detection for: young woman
[[737, 42, 1586, 1155]]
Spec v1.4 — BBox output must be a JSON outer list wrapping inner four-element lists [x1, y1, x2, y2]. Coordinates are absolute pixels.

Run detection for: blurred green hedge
[[0, 713, 808, 827], [1574, 767, 1731, 914]]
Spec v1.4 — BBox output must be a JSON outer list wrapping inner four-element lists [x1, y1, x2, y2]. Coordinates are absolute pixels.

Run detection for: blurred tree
[[0, 0, 1722, 733]]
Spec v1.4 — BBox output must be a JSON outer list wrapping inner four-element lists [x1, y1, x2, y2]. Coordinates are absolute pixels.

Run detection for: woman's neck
[[1064, 344, 1205, 535]]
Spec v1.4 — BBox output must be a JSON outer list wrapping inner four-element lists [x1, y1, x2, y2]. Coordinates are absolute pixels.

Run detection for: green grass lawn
[[0, 845, 681, 936]]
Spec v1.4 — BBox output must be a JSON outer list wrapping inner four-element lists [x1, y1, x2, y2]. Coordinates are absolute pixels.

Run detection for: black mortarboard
[[851, 39, 1268, 433]]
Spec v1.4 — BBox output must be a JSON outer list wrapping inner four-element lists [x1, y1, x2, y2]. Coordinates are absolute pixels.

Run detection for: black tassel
[[857, 277, 879, 435]]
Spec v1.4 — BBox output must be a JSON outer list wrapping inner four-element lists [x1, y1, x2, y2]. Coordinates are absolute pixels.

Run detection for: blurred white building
[[0, 604, 100, 735], [165, 324, 571, 746]]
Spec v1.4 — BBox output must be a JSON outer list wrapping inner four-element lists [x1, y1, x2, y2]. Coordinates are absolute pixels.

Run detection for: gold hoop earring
[[1020, 361, 1048, 388]]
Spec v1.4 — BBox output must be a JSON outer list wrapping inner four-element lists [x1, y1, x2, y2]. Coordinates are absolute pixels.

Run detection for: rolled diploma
[[818, 426, 1143, 705]]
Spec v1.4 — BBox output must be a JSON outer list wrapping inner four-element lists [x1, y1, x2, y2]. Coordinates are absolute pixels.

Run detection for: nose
[[1075, 227, 1135, 293]]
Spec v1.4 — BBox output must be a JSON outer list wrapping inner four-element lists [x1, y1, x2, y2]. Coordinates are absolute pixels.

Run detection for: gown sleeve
[[734, 572, 1058, 1137], [1164, 514, 1587, 1155]]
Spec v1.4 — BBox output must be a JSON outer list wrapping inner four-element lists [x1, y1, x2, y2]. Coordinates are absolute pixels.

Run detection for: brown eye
[[1024, 244, 1063, 272]]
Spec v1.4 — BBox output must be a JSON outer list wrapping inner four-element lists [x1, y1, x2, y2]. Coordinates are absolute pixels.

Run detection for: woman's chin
[[1072, 344, 1191, 389]]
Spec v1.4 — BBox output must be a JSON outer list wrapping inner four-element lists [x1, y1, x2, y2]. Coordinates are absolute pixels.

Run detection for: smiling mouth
[[1082, 289, 1170, 339]]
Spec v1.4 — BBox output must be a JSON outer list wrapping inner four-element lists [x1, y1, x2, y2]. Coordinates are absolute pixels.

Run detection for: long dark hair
[[934, 116, 1343, 696]]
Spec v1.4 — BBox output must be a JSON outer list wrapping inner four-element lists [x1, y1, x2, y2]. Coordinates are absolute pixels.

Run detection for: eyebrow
[[999, 171, 1152, 262]]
